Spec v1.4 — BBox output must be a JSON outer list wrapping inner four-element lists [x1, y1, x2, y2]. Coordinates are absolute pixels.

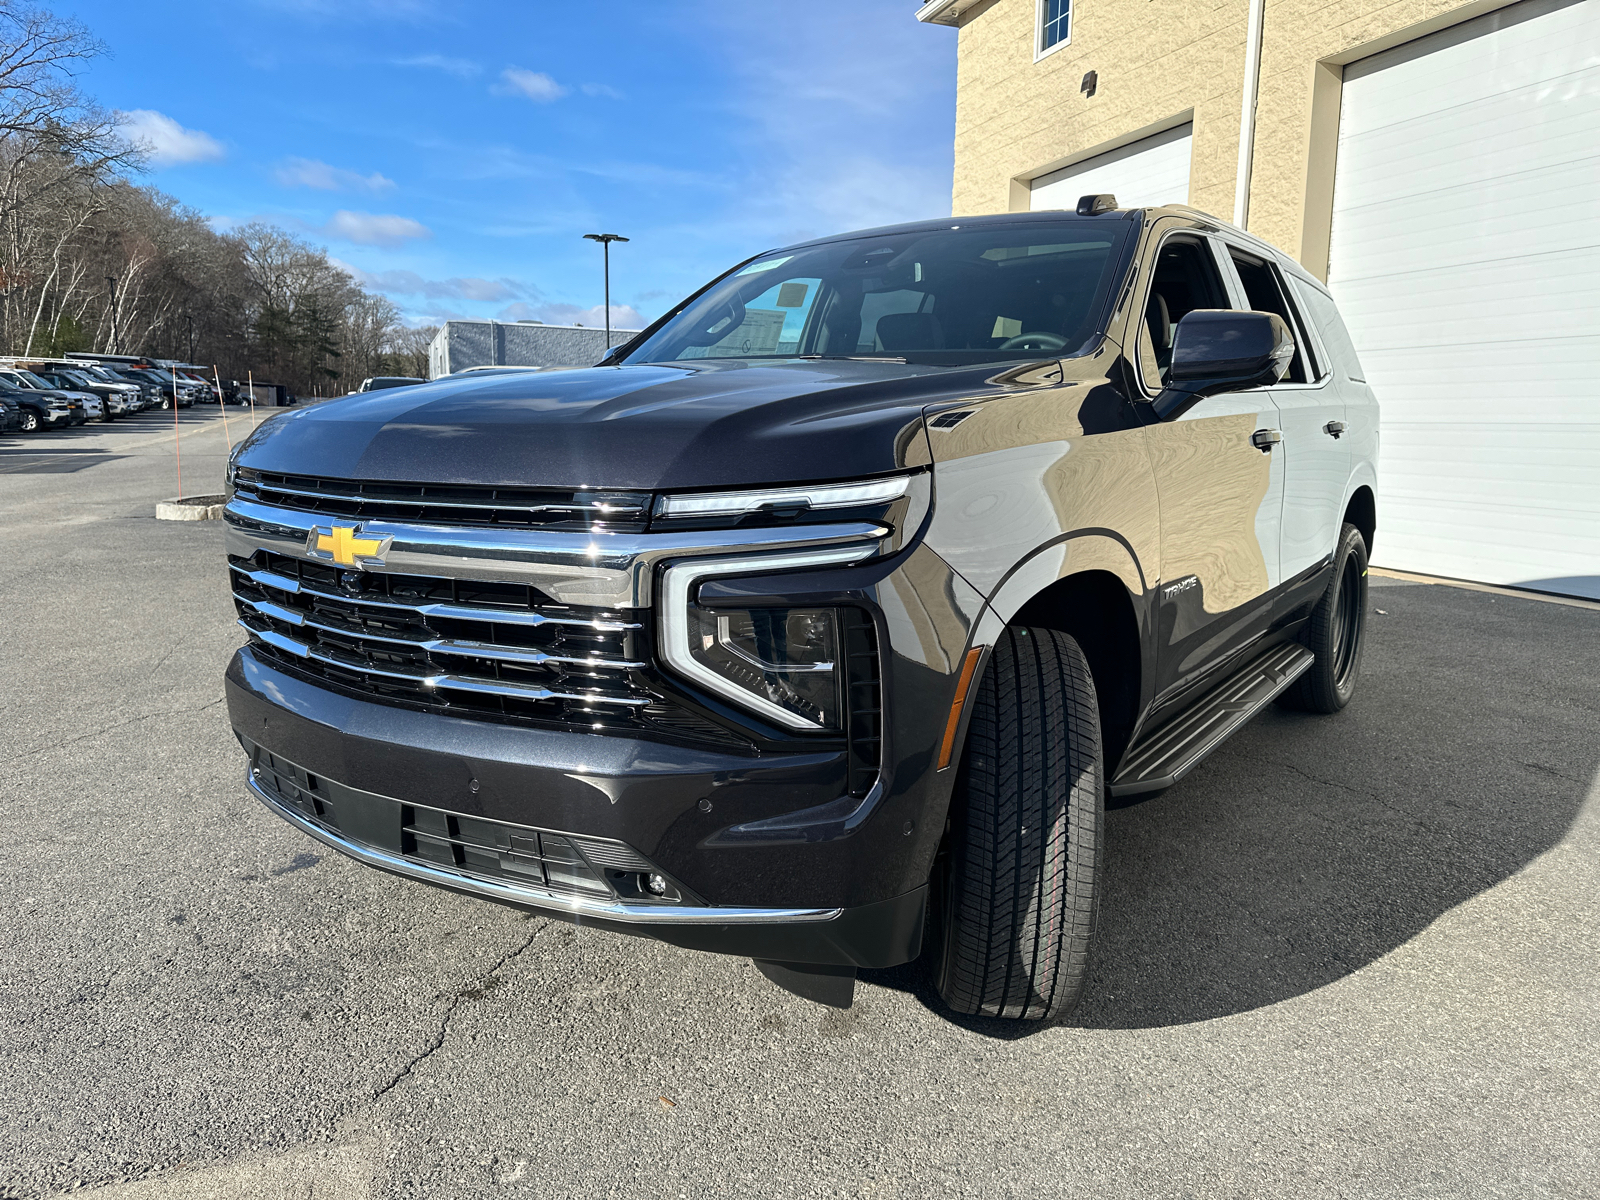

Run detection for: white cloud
[[116, 109, 225, 166], [580, 82, 625, 99], [498, 301, 645, 330], [332, 259, 526, 302], [497, 68, 567, 102], [320, 210, 432, 247], [276, 157, 395, 192], [393, 54, 480, 77]]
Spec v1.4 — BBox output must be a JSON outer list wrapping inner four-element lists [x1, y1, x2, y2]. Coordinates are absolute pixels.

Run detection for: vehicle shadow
[[862, 582, 1598, 1036]]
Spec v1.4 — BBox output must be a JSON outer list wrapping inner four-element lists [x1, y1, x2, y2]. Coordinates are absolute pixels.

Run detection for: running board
[[1109, 642, 1314, 797]]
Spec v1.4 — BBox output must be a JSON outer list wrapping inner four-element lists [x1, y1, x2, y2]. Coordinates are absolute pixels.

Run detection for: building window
[[1039, 0, 1071, 54]]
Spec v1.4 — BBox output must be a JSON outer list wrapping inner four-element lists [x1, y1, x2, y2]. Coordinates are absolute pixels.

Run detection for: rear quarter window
[[1289, 277, 1367, 383]]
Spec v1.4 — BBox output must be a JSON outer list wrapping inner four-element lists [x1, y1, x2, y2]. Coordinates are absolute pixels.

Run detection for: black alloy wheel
[[1279, 521, 1369, 714]]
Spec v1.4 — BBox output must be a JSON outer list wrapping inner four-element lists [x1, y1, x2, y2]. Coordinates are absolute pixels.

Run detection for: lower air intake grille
[[248, 743, 698, 903]]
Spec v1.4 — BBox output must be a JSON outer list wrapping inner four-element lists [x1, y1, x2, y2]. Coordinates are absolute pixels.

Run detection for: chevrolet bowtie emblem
[[305, 522, 392, 568]]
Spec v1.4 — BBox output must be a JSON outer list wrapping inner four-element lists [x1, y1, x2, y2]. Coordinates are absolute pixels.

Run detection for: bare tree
[[0, 3, 435, 393], [384, 323, 437, 380]]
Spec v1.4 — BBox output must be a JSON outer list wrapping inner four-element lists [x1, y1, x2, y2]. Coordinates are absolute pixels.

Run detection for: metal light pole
[[582, 233, 629, 349]]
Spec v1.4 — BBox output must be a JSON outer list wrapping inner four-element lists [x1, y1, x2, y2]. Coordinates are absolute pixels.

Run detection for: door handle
[[1251, 429, 1282, 452], [1324, 420, 1347, 439]]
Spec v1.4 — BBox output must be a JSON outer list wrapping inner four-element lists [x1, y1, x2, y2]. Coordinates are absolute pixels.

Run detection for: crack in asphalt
[[370, 925, 544, 1102], [13, 698, 225, 761]]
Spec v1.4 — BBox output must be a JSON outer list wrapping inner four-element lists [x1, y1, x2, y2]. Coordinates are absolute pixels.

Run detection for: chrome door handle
[[1324, 420, 1347, 439], [1251, 429, 1282, 452]]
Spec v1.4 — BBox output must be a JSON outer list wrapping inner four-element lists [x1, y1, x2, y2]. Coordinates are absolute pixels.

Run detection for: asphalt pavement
[[1, 407, 1596, 1199]]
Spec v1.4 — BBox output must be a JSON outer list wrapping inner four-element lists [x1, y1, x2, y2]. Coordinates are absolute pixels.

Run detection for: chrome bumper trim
[[248, 772, 843, 926], [223, 496, 888, 608]]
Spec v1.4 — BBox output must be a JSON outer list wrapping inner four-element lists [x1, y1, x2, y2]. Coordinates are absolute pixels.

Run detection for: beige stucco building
[[918, 0, 1600, 598]]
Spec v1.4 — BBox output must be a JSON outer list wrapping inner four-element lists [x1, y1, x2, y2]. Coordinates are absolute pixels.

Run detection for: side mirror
[[1153, 309, 1294, 420]]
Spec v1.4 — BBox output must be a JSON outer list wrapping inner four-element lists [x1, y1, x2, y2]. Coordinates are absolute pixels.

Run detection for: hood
[[234, 359, 999, 490]]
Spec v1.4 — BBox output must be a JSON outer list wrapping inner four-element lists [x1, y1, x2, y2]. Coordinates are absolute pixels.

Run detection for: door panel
[[1145, 393, 1284, 701], [1132, 225, 1285, 706], [1217, 245, 1348, 582]]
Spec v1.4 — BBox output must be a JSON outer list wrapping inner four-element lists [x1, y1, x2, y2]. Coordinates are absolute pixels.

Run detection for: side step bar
[[1109, 641, 1315, 797]]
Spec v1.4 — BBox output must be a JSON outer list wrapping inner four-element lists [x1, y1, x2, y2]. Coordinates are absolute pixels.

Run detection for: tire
[[1280, 521, 1369, 714], [19, 410, 38, 433], [934, 625, 1104, 1021]]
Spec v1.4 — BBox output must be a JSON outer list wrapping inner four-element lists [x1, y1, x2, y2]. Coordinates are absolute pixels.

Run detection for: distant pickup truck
[[222, 197, 1377, 1020]]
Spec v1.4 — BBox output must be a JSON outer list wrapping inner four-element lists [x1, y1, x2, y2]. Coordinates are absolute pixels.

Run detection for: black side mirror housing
[[1152, 309, 1294, 420]]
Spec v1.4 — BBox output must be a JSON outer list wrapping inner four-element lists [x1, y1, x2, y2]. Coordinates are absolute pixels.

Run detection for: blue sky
[[66, 1, 957, 330]]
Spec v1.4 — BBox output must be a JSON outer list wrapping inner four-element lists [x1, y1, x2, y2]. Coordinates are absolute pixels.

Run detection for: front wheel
[[1280, 521, 1369, 713], [934, 626, 1104, 1021], [19, 411, 38, 432]]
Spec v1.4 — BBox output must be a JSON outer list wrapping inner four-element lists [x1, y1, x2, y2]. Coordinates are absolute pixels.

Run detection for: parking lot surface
[[2, 409, 1596, 1200]]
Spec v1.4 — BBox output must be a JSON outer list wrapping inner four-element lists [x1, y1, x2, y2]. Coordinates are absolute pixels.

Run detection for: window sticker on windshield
[[775, 282, 809, 308], [992, 316, 1022, 339], [736, 255, 792, 276]]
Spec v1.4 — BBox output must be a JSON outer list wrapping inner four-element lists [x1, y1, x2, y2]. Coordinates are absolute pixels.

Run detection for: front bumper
[[227, 646, 945, 967]]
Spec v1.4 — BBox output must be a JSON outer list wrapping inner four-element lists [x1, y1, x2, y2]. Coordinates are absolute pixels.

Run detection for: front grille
[[233, 468, 651, 532], [231, 550, 752, 749], [249, 744, 695, 902]]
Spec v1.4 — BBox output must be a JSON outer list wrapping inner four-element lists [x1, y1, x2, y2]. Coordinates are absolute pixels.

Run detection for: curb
[[156, 494, 227, 521]]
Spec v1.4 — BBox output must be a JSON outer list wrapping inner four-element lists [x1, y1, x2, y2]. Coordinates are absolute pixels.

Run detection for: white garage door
[[1327, 0, 1600, 598], [1030, 123, 1192, 211]]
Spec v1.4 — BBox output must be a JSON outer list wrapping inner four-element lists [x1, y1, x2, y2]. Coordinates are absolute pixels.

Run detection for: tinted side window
[[1226, 249, 1315, 383], [1288, 276, 1367, 383], [1137, 236, 1230, 391]]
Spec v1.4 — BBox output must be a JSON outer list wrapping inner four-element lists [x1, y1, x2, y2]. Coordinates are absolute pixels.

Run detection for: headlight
[[688, 606, 843, 728], [659, 544, 877, 731]]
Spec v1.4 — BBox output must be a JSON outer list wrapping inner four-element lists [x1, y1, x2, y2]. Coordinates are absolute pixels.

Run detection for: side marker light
[[937, 647, 986, 771]]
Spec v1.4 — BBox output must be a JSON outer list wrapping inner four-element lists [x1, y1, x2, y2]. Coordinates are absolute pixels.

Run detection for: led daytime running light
[[657, 476, 910, 520]]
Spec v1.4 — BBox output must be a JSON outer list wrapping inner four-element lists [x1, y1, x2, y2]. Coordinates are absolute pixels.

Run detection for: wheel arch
[[1344, 483, 1376, 556], [968, 532, 1149, 774]]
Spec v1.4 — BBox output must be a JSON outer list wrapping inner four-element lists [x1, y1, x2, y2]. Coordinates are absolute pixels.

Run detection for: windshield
[[7, 369, 53, 388], [623, 221, 1132, 367]]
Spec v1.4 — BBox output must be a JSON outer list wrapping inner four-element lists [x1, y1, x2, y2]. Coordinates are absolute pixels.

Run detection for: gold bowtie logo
[[305, 523, 392, 568]]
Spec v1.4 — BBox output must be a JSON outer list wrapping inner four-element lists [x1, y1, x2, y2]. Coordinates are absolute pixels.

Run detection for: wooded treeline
[[0, 3, 435, 392]]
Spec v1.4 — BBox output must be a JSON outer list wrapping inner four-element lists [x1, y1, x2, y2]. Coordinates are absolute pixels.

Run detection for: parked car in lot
[[29, 366, 135, 419], [0, 369, 89, 425], [0, 380, 72, 431], [223, 198, 1378, 1018], [0, 393, 22, 433], [130, 368, 199, 407], [93, 368, 153, 411]]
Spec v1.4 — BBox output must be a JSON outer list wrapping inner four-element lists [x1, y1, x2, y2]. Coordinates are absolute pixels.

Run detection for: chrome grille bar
[[237, 618, 651, 706], [232, 591, 646, 668], [224, 496, 889, 608], [233, 564, 641, 631]]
